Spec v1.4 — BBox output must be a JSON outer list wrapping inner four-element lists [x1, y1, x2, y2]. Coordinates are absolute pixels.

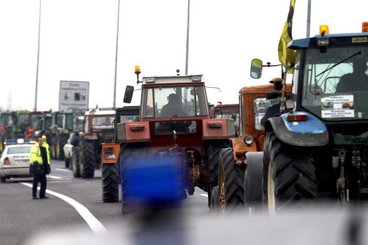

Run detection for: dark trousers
[[32, 173, 47, 197]]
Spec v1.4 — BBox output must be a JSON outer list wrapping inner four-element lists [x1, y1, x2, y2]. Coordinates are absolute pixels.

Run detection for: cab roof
[[289, 32, 368, 50], [142, 75, 203, 84]]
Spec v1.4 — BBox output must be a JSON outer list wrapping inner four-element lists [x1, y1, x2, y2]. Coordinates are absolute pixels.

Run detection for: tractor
[[101, 106, 140, 202], [246, 23, 368, 213], [71, 108, 115, 178], [210, 81, 292, 212], [109, 69, 235, 212]]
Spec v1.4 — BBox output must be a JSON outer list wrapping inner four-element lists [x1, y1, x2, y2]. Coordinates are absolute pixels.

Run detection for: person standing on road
[[29, 134, 51, 199], [71, 132, 80, 147]]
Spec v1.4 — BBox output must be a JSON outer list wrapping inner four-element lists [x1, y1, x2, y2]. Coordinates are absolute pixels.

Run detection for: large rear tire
[[119, 145, 148, 215], [102, 164, 119, 203], [206, 141, 230, 209], [79, 140, 96, 179], [218, 147, 244, 212], [263, 132, 317, 213], [210, 186, 220, 212]]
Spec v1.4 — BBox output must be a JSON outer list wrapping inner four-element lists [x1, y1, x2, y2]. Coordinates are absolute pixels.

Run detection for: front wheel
[[79, 140, 96, 179], [218, 147, 244, 212], [102, 164, 119, 203], [264, 132, 317, 213]]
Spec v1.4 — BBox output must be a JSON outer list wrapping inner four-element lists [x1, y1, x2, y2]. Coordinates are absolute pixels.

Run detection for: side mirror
[[123, 85, 134, 103], [250, 58, 263, 79]]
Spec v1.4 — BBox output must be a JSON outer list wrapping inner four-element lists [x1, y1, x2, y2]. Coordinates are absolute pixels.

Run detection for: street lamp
[[34, 0, 42, 111], [113, 0, 121, 109], [185, 0, 190, 75]]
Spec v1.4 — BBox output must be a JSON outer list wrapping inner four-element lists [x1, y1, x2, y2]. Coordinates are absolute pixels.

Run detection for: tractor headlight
[[243, 134, 254, 145]]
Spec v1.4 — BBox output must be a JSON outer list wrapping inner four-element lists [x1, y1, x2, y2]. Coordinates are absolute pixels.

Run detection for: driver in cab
[[160, 93, 188, 117], [336, 59, 368, 92]]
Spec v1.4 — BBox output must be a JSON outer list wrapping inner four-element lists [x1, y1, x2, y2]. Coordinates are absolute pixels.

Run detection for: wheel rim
[[267, 160, 276, 215]]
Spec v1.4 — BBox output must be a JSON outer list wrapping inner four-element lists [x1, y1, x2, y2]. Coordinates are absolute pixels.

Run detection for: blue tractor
[[246, 23, 368, 213]]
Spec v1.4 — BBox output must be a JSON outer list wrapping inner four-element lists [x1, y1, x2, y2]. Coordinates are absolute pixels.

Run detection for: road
[[0, 160, 210, 245]]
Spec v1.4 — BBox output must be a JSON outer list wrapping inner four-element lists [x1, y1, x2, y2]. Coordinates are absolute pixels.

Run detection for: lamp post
[[113, 0, 121, 109], [306, 0, 311, 37], [34, 0, 42, 111], [185, 0, 190, 75]]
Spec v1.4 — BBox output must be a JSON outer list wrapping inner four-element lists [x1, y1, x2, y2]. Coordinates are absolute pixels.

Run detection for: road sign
[[59, 81, 89, 111]]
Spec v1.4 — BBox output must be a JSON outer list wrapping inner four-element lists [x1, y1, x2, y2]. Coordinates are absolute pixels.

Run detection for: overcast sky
[[0, 0, 367, 111]]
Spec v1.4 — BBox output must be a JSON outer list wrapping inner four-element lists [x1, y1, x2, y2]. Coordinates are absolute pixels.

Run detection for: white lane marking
[[55, 168, 70, 172], [200, 193, 208, 197], [21, 183, 108, 234], [47, 175, 63, 179]]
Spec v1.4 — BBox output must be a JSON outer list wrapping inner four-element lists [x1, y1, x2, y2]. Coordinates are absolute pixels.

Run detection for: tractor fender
[[117, 121, 150, 143], [202, 118, 236, 140], [265, 111, 329, 147]]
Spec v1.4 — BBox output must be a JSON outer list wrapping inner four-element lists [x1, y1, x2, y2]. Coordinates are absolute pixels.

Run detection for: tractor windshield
[[141, 86, 209, 118], [301, 46, 368, 120]]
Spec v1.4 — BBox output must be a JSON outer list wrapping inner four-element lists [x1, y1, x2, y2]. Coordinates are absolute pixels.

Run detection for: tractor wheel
[[119, 145, 148, 215], [102, 164, 119, 203], [218, 147, 244, 212], [206, 141, 230, 209], [244, 152, 263, 209], [263, 132, 317, 214], [79, 140, 96, 179], [72, 147, 81, 178], [210, 186, 220, 212]]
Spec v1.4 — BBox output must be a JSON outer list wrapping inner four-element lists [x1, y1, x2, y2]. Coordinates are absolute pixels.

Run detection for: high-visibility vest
[[29, 142, 51, 165]]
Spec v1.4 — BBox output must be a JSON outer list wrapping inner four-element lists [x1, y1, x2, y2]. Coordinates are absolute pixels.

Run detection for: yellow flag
[[278, 0, 296, 68]]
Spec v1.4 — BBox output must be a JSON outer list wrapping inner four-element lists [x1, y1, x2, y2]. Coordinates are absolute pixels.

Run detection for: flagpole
[[306, 0, 311, 37]]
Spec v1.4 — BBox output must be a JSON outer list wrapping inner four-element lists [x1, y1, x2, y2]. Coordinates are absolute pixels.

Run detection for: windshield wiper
[[315, 51, 362, 77]]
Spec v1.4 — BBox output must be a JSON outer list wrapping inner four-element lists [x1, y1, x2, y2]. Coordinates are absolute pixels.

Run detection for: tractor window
[[194, 86, 209, 116], [141, 85, 209, 118], [254, 97, 279, 130], [155, 87, 195, 118], [301, 47, 368, 119], [65, 114, 74, 130], [239, 95, 245, 135], [141, 88, 154, 118], [92, 116, 114, 126], [44, 117, 52, 129]]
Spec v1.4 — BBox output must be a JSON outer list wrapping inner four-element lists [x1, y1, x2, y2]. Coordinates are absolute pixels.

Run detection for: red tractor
[[103, 70, 235, 212]]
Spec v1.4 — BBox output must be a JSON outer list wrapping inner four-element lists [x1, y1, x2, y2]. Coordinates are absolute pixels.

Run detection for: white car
[[0, 143, 33, 183]]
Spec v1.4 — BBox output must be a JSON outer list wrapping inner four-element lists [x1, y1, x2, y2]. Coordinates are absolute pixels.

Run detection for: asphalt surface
[[0, 160, 209, 245], [7, 160, 368, 245]]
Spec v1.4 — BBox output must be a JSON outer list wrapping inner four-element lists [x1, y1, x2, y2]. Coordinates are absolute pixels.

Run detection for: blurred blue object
[[122, 155, 186, 207]]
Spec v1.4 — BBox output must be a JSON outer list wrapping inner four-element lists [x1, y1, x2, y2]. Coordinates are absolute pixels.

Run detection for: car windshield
[[141, 86, 209, 118], [7, 145, 32, 154], [301, 46, 368, 120]]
